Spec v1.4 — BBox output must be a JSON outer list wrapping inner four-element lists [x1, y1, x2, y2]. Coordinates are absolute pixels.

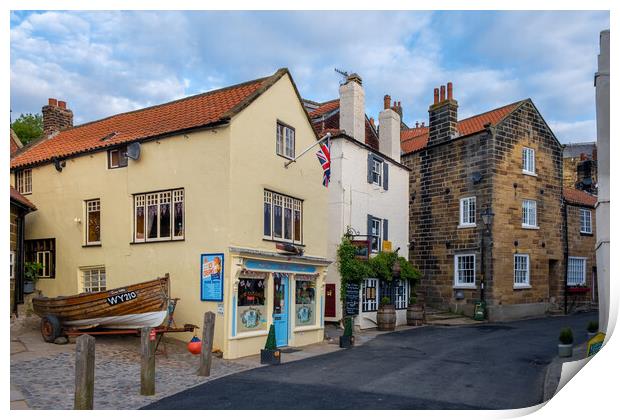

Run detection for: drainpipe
[[563, 198, 569, 315], [13, 211, 25, 316]]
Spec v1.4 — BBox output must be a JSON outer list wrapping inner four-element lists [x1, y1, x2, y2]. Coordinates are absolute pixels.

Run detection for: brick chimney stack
[[427, 82, 458, 147], [339, 73, 365, 142], [43, 98, 73, 135]]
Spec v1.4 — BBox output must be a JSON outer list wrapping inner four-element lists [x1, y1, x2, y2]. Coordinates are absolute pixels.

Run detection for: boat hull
[[32, 275, 169, 329]]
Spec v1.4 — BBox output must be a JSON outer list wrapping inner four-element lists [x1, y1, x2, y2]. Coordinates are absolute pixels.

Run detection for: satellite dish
[[126, 143, 141, 160]]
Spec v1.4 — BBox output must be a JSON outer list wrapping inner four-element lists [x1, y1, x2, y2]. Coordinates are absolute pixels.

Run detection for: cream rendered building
[[10, 69, 330, 359]]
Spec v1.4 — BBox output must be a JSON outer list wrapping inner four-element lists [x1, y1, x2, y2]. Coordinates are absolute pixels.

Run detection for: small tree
[[11, 113, 43, 145], [587, 321, 599, 333], [265, 324, 277, 351], [559, 328, 574, 345]]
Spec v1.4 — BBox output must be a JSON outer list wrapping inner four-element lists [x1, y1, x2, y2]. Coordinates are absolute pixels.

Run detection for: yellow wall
[[18, 72, 329, 358]]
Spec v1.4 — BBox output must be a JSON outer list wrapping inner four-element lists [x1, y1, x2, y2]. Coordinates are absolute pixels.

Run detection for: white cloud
[[548, 119, 597, 144]]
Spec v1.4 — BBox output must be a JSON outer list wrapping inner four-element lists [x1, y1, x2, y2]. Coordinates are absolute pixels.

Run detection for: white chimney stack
[[339, 73, 365, 142], [379, 96, 402, 162]]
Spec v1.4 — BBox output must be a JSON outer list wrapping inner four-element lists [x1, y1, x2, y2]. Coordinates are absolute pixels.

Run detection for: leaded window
[[134, 189, 184, 243]]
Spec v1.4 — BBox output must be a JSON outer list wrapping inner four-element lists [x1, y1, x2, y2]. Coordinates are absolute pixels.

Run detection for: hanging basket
[[187, 336, 202, 355]]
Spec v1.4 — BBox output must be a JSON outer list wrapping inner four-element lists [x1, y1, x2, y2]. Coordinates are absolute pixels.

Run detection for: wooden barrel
[[377, 305, 396, 331], [407, 304, 425, 326]]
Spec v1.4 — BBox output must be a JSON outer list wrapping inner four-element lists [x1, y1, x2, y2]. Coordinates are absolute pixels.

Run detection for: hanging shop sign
[[245, 259, 316, 274], [350, 240, 370, 260], [382, 240, 392, 252], [344, 283, 360, 316], [201, 253, 224, 301]]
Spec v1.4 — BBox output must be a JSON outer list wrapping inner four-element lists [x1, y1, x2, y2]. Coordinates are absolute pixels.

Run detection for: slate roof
[[11, 69, 292, 169], [400, 101, 524, 154], [564, 187, 597, 207]]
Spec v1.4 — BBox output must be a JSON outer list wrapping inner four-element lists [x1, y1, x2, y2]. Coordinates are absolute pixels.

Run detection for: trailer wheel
[[41, 315, 62, 343]]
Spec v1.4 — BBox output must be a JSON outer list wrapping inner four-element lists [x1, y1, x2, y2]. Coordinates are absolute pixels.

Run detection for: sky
[[9, 10, 609, 143]]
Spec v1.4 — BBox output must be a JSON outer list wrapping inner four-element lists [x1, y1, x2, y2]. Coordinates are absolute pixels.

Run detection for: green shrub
[[559, 328, 574, 345], [343, 317, 353, 337], [265, 324, 277, 350], [587, 321, 599, 333], [380, 297, 391, 306]]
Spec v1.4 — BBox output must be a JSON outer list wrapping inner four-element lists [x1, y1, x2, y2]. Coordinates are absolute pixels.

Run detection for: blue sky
[[10, 10, 609, 143]]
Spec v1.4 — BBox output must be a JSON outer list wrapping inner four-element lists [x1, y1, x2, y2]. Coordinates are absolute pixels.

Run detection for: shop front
[[356, 278, 411, 330], [225, 247, 330, 359]]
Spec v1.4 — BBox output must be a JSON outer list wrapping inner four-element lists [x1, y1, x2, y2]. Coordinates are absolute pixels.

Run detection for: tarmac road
[[144, 311, 597, 410]]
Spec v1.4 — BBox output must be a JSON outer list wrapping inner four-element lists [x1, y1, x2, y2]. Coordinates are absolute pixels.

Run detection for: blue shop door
[[273, 273, 289, 347]]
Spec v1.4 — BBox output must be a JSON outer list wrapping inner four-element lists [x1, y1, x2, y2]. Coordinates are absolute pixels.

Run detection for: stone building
[[563, 141, 597, 193], [401, 83, 566, 321]]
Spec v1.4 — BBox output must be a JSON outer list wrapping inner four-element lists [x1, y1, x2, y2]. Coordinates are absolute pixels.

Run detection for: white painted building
[[306, 74, 410, 329]]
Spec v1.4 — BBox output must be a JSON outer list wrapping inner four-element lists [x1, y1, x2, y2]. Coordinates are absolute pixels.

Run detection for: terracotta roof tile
[[11, 70, 287, 169], [400, 101, 523, 154], [564, 187, 597, 207], [10, 186, 37, 210]]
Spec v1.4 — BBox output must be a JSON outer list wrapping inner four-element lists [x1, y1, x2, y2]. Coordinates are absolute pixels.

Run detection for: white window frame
[[263, 190, 303, 245], [16, 169, 32, 195], [580, 208, 592, 234], [80, 266, 107, 293], [36, 251, 51, 278], [10, 251, 15, 279], [108, 146, 128, 169], [454, 254, 476, 288], [276, 122, 295, 160], [513, 254, 530, 288], [522, 199, 538, 228], [85, 199, 101, 245], [362, 278, 378, 312], [371, 158, 383, 186], [567, 257, 587, 286], [522, 147, 536, 176], [459, 197, 476, 227], [133, 188, 184, 243], [370, 217, 382, 253]]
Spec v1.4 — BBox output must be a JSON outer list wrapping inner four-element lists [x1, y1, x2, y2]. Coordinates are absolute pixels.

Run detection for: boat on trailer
[[33, 274, 170, 342]]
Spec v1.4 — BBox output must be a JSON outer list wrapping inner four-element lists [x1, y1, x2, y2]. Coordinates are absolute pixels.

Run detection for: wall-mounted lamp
[[74, 217, 81, 224]]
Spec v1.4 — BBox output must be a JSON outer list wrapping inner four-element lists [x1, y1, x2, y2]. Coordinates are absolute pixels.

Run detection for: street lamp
[[479, 206, 494, 308], [481, 207, 495, 232]]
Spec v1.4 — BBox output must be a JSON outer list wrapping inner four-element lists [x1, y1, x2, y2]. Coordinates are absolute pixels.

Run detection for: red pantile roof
[[10, 186, 37, 210], [400, 101, 523, 154], [10, 129, 23, 155], [11, 69, 290, 169], [307, 99, 380, 150], [564, 187, 597, 207]]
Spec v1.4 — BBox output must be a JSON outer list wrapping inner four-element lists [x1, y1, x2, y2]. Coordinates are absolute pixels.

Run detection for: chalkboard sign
[[344, 283, 360, 316]]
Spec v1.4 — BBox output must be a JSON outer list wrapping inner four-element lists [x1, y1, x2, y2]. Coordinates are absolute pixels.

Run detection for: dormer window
[[108, 146, 128, 169]]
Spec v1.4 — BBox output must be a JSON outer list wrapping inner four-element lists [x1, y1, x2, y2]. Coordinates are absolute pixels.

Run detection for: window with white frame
[[522, 147, 536, 175], [16, 169, 32, 195], [393, 279, 410, 310], [514, 254, 530, 287], [370, 217, 382, 252], [36, 251, 51, 278], [580, 209, 592, 234], [454, 254, 476, 287], [10, 251, 15, 279], [108, 146, 128, 169], [276, 122, 295, 159], [263, 190, 303, 244], [134, 189, 184, 243], [81, 267, 106, 293], [362, 278, 378, 312], [567, 257, 586, 286], [459, 197, 476, 227], [86, 199, 101, 245], [522, 200, 538, 228], [371, 158, 383, 186]]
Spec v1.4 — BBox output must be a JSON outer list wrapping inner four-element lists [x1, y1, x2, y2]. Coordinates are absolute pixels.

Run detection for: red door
[[325, 284, 336, 318]]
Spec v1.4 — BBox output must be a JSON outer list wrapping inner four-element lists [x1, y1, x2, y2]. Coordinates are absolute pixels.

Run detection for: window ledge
[[521, 225, 540, 230], [83, 243, 102, 248], [458, 224, 477, 229], [130, 239, 185, 245], [513, 285, 532, 290], [229, 330, 269, 340], [453, 284, 477, 290], [262, 238, 305, 247], [580, 231, 593, 236], [522, 171, 538, 177]]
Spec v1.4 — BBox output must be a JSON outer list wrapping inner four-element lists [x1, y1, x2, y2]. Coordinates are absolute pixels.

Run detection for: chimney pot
[[421, 122, 425, 127], [58, 100, 66, 109], [369, 117, 375, 128], [433, 88, 439, 105], [447, 82, 453, 101], [440, 85, 446, 102], [415, 121, 419, 128], [43, 97, 73, 135], [384, 94, 391, 110], [48, 98, 58, 107]]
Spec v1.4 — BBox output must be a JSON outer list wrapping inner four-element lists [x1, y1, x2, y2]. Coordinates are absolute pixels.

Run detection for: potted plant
[[587, 321, 599, 340], [377, 296, 396, 331], [558, 327, 574, 358], [23, 261, 43, 294], [339, 316, 355, 348], [407, 293, 424, 326], [260, 325, 281, 365]]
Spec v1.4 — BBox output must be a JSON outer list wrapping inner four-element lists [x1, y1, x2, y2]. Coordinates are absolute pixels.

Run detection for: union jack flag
[[315, 140, 331, 187]]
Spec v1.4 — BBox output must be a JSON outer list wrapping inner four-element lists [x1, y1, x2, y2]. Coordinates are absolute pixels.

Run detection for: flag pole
[[284, 132, 331, 168]]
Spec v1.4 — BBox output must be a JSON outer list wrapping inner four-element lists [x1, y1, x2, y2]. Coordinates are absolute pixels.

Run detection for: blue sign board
[[245, 259, 317, 273], [201, 253, 224, 301]]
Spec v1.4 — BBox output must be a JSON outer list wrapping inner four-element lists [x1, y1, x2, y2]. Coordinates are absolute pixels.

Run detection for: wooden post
[[141, 327, 156, 395], [74, 334, 95, 410], [198, 311, 216, 376]]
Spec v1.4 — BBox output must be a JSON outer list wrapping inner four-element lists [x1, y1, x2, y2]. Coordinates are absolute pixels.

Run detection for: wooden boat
[[33, 274, 170, 341]]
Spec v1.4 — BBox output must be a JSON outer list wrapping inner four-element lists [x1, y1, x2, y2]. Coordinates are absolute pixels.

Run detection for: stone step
[[425, 312, 464, 320]]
